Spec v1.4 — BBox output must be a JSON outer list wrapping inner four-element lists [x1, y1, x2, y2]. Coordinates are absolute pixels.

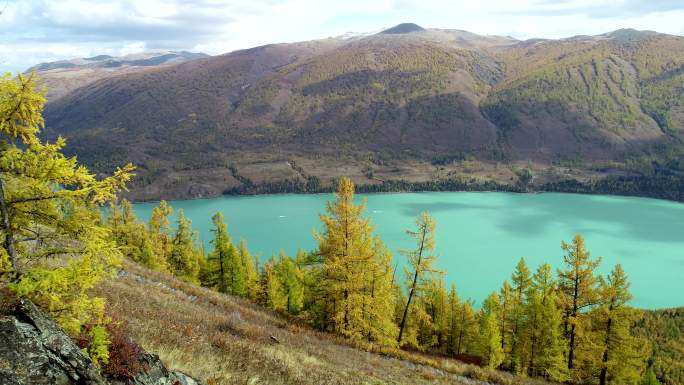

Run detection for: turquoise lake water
[[133, 192, 684, 309]]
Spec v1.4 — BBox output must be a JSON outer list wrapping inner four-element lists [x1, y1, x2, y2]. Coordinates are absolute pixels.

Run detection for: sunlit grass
[[95, 260, 559, 385]]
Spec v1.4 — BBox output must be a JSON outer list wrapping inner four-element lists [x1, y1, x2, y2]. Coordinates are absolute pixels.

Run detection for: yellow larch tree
[[314, 177, 396, 344], [0, 73, 134, 364]]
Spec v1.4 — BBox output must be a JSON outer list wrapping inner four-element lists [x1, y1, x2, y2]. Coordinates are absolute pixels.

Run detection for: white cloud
[[1, 0, 683, 73], [119, 41, 147, 56]]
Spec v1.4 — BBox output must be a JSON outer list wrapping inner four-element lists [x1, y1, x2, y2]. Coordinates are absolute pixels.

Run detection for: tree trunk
[[397, 228, 427, 344], [0, 176, 18, 277], [457, 319, 464, 355], [219, 251, 225, 292], [568, 323, 576, 369], [568, 273, 580, 369], [599, 312, 614, 385], [343, 289, 349, 330], [397, 280, 415, 344]]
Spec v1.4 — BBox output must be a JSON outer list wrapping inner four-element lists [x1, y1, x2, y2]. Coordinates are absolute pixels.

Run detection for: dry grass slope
[[95, 261, 558, 385]]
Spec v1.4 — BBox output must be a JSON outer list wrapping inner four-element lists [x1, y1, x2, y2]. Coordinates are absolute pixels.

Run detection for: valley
[[3, 12, 684, 385]]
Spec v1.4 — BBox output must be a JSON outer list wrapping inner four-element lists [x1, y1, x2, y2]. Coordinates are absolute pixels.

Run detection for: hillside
[[39, 25, 684, 201], [94, 260, 555, 385], [2, 50, 674, 385], [31, 51, 208, 102]]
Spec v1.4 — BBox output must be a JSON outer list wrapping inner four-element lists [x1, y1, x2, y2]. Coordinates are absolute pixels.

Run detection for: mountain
[[39, 25, 684, 200], [29, 51, 209, 101], [381, 22, 426, 34]]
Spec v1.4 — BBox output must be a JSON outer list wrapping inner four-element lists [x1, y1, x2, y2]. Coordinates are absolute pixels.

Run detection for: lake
[[133, 192, 684, 309]]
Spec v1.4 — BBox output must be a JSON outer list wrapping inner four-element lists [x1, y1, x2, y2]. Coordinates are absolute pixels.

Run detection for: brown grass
[[94, 260, 559, 385]]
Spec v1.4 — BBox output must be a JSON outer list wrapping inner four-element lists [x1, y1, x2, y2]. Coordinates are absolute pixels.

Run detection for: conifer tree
[[314, 177, 396, 344], [105, 200, 149, 264], [274, 251, 304, 314], [431, 278, 450, 349], [139, 237, 163, 271], [295, 249, 325, 320], [148, 200, 173, 267], [498, 280, 514, 365], [509, 258, 532, 372], [411, 277, 448, 350], [557, 234, 602, 370], [206, 212, 245, 295], [169, 209, 200, 282], [0, 72, 133, 364], [446, 284, 478, 355], [239, 239, 259, 301], [477, 292, 505, 369], [394, 282, 408, 327], [397, 212, 440, 345], [360, 237, 398, 345], [261, 256, 286, 311], [591, 265, 648, 385], [523, 264, 568, 381], [446, 283, 462, 354], [149, 200, 173, 234]]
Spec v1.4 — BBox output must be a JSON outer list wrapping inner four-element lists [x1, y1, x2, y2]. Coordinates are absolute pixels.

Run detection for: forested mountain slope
[[39, 25, 684, 200]]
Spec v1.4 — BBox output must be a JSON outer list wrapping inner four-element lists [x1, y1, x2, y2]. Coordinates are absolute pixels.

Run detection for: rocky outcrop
[[108, 351, 201, 385], [0, 298, 201, 385]]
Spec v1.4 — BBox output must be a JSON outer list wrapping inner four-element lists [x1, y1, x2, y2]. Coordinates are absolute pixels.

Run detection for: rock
[[0, 299, 107, 385], [0, 298, 202, 385], [109, 352, 201, 385]]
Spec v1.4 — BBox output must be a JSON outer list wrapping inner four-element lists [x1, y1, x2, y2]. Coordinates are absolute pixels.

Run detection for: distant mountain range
[[35, 24, 684, 200], [29, 51, 209, 101]]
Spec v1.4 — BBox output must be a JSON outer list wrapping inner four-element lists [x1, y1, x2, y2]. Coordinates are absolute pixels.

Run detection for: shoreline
[[126, 173, 684, 205]]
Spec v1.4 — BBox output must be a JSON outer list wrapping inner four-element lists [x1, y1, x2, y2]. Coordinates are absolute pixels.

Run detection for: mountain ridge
[[30, 50, 210, 102], [36, 26, 684, 201]]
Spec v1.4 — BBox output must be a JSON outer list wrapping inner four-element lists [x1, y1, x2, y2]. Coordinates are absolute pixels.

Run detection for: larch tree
[[275, 251, 304, 315], [591, 264, 648, 385], [446, 283, 462, 354], [314, 177, 396, 344], [207, 212, 245, 295], [0, 72, 134, 364], [424, 278, 449, 349], [478, 292, 505, 369], [239, 239, 259, 301], [393, 280, 408, 328], [397, 211, 440, 345], [447, 284, 478, 355], [295, 248, 326, 321], [459, 301, 479, 355], [509, 258, 532, 372], [557, 234, 602, 370], [498, 280, 513, 360], [446, 284, 478, 355], [105, 199, 148, 264], [148, 200, 173, 268], [412, 277, 448, 350], [260, 256, 286, 311], [168, 209, 201, 283], [139, 237, 163, 271], [360, 237, 398, 345], [523, 263, 568, 381]]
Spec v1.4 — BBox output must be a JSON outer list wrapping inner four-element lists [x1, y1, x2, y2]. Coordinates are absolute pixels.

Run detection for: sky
[[1, 0, 684, 73]]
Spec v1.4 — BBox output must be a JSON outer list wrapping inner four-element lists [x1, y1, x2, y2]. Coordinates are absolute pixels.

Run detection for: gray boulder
[[0, 298, 201, 385]]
